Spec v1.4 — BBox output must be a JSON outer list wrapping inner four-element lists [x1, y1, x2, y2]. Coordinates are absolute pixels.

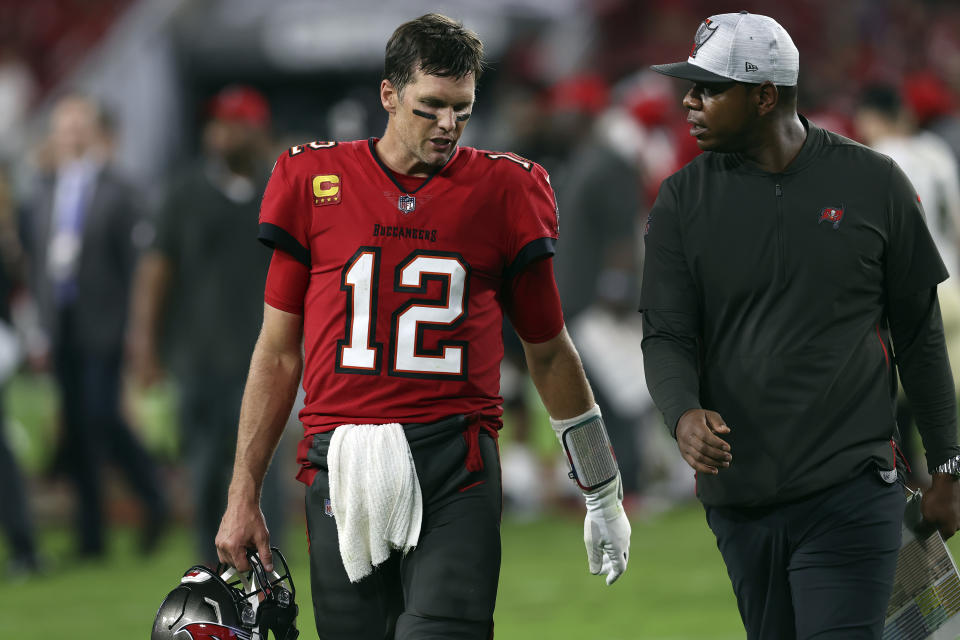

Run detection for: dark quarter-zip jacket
[[640, 117, 959, 508]]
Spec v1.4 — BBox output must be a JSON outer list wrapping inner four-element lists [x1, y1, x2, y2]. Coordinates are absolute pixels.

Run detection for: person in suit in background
[[22, 93, 167, 560]]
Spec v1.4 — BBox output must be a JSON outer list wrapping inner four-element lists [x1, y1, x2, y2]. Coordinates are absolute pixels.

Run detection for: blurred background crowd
[[3, 0, 960, 580]]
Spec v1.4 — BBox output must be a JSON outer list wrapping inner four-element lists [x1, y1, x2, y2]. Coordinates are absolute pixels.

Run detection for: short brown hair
[[384, 13, 485, 95]]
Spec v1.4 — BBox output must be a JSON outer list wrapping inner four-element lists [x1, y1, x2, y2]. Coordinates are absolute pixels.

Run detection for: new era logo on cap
[[651, 12, 799, 86]]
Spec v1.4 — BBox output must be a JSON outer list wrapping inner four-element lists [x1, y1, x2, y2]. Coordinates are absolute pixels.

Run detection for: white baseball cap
[[651, 11, 799, 86]]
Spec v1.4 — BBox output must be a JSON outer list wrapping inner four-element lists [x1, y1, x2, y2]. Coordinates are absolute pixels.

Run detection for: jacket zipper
[[775, 182, 784, 285]]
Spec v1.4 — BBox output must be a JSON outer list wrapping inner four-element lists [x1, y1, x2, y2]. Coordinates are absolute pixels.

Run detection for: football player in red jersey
[[215, 13, 630, 639]]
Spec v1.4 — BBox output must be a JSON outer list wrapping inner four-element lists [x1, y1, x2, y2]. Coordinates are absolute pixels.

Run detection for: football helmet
[[152, 547, 298, 640]]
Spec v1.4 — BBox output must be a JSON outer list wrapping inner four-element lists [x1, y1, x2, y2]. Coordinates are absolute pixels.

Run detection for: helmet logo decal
[[180, 622, 251, 640]]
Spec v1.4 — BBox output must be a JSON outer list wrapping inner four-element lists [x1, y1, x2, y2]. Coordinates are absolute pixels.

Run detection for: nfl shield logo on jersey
[[398, 194, 416, 214]]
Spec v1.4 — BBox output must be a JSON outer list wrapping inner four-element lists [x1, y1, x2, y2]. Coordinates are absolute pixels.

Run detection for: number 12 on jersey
[[336, 247, 470, 379]]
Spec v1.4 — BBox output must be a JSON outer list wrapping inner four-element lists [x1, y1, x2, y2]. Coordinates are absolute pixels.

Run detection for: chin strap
[[220, 562, 260, 632]]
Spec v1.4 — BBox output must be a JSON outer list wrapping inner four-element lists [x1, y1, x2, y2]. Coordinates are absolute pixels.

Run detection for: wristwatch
[[933, 454, 960, 477]]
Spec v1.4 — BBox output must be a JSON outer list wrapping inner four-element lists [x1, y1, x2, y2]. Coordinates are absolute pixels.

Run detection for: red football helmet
[[152, 547, 298, 640]]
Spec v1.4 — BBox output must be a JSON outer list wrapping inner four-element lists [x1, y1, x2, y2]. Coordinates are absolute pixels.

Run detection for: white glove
[[583, 474, 631, 585], [549, 404, 630, 584]]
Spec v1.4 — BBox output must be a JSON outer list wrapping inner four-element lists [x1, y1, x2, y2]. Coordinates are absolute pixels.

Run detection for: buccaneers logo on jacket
[[818, 206, 845, 229]]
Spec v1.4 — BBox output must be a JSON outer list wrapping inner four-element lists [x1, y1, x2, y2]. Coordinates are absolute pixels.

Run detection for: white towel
[[327, 422, 423, 582]]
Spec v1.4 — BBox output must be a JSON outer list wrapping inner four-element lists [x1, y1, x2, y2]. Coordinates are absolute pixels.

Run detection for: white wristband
[[549, 404, 602, 435], [550, 404, 618, 492]]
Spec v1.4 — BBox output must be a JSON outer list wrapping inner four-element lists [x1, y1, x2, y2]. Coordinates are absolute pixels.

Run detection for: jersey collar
[[365, 138, 462, 195]]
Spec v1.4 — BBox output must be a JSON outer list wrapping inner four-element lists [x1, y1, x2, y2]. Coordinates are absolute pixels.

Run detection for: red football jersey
[[258, 139, 559, 441]]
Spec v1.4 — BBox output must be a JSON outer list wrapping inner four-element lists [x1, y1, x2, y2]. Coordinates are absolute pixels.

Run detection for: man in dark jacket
[[127, 86, 287, 565], [642, 11, 960, 639]]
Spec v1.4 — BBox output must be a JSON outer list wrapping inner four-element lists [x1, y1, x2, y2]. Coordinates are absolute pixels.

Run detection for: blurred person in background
[[21, 93, 167, 560], [855, 83, 960, 487], [500, 74, 612, 516], [556, 71, 704, 508], [215, 14, 629, 639], [496, 320, 547, 517], [127, 85, 288, 567], [904, 72, 960, 177], [0, 44, 36, 164], [643, 12, 960, 638], [553, 72, 646, 502], [539, 73, 610, 177], [855, 83, 960, 277], [0, 164, 39, 576]]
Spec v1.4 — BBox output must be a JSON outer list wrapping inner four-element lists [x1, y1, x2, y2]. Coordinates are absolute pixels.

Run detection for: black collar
[[366, 138, 456, 195], [732, 115, 822, 176]]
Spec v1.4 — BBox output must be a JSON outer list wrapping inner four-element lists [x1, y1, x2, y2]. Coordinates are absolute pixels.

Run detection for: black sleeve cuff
[[665, 401, 703, 439], [258, 222, 310, 267], [505, 237, 556, 281]]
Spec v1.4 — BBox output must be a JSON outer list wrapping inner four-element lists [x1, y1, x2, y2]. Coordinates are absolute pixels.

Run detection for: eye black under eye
[[456, 113, 471, 122]]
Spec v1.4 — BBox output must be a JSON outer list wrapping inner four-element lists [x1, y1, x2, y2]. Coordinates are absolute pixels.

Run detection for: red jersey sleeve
[[503, 158, 560, 280], [258, 152, 312, 267], [504, 256, 564, 343], [265, 248, 309, 314]]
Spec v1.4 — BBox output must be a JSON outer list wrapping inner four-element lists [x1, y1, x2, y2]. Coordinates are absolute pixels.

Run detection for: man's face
[[204, 119, 266, 171], [384, 68, 475, 172], [50, 97, 99, 162], [682, 81, 758, 152]]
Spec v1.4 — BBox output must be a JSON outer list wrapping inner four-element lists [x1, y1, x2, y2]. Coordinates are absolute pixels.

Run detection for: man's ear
[[381, 79, 398, 115], [754, 81, 778, 117]]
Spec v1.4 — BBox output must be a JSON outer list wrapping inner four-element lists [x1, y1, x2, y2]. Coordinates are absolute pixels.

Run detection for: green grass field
[[1, 508, 744, 640], [2, 373, 958, 639], [0, 373, 747, 639]]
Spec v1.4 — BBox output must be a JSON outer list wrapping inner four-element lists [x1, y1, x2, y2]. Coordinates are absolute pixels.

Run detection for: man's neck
[[57, 151, 103, 179], [742, 113, 807, 174], [375, 130, 443, 177]]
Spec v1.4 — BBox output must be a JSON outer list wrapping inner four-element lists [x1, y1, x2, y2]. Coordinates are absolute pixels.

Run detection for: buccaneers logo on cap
[[690, 18, 718, 58], [818, 206, 845, 229]]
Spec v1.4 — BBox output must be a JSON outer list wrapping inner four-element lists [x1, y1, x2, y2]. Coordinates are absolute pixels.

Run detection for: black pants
[[305, 415, 501, 640], [54, 316, 166, 555], [178, 373, 287, 564], [705, 469, 904, 639]]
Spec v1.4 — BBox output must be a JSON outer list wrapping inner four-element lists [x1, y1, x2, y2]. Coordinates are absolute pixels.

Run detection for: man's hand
[[921, 473, 960, 539], [215, 498, 273, 573], [583, 475, 631, 585], [676, 409, 732, 474]]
